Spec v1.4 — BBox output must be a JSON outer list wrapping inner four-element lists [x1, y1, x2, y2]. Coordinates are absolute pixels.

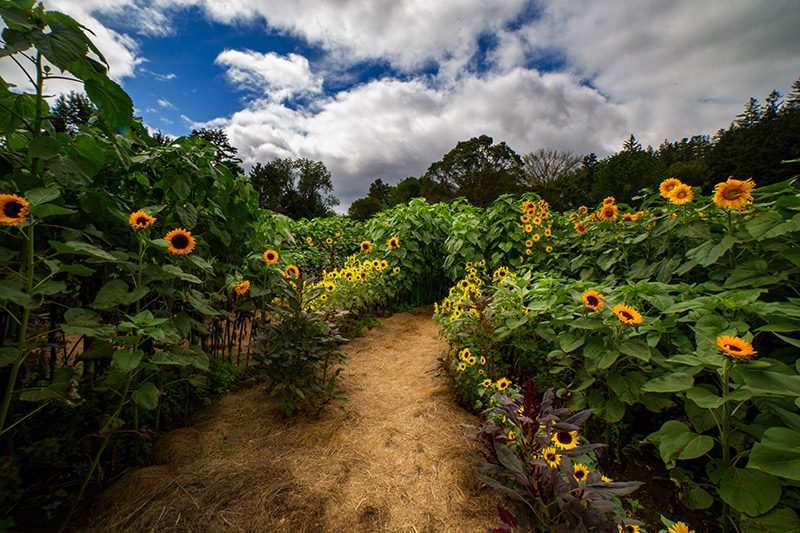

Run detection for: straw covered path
[[84, 307, 498, 532]]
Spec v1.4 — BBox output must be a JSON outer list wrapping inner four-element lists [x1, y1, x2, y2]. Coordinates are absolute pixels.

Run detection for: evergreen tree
[[50, 90, 95, 132], [622, 134, 642, 152], [190, 128, 243, 175]]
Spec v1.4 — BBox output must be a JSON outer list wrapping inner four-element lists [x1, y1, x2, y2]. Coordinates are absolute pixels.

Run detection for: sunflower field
[[2, 3, 800, 533]]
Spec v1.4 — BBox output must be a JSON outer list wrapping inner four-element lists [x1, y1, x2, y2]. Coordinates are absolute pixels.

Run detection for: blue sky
[[14, 1, 800, 208]]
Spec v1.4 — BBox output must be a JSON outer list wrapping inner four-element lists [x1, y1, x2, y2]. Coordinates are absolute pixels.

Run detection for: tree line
[[348, 77, 800, 218], [53, 75, 800, 221]]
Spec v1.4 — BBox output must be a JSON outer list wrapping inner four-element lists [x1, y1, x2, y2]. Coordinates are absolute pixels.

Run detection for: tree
[[622, 134, 642, 152], [248, 158, 339, 219], [785, 77, 800, 110], [521, 148, 581, 189], [367, 178, 393, 202], [190, 128, 243, 175], [735, 98, 763, 128], [348, 196, 384, 221], [387, 177, 421, 206], [51, 90, 95, 132], [591, 150, 667, 205], [423, 135, 523, 207]]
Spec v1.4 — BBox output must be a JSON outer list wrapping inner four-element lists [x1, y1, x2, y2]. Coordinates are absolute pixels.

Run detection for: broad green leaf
[[619, 338, 651, 361], [0, 281, 33, 307], [29, 203, 77, 218], [186, 289, 220, 315], [131, 382, 160, 411], [718, 467, 781, 517], [686, 386, 724, 408], [162, 264, 202, 283], [24, 186, 60, 205], [747, 427, 800, 482], [111, 349, 143, 373], [647, 420, 714, 466], [60, 307, 115, 337], [740, 506, 800, 533], [559, 332, 584, 353], [92, 280, 148, 309], [642, 372, 694, 393], [0, 346, 19, 367], [55, 240, 118, 262]]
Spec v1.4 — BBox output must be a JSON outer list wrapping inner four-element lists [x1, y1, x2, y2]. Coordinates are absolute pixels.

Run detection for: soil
[[81, 307, 499, 532]]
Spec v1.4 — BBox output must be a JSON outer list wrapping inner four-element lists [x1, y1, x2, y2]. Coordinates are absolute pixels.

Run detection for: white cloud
[[198, 69, 627, 208], [157, 98, 176, 109], [215, 50, 322, 101]]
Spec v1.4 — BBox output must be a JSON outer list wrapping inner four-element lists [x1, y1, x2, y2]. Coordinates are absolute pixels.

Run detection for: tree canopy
[[249, 158, 339, 219]]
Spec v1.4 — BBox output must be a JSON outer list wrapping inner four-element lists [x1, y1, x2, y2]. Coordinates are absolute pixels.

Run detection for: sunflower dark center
[[726, 343, 741, 352], [136, 216, 148, 225], [575, 470, 586, 479], [586, 295, 599, 306], [722, 187, 742, 200], [620, 311, 633, 320], [4, 201, 23, 218], [267, 253, 275, 260], [545, 452, 555, 460], [556, 431, 572, 444], [171, 234, 190, 249]]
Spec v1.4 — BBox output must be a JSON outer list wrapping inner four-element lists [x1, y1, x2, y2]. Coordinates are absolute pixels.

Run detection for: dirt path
[[84, 308, 498, 532]]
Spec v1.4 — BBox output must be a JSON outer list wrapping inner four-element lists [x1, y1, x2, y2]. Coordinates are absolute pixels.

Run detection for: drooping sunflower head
[[542, 446, 561, 468], [574, 222, 587, 234], [129, 210, 156, 230], [572, 463, 589, 482], [716, 335, 757, 358], [235, 280, 250, 295], [495, 377, 511, 391], [552, 430, 579, 450], [360, 240, 373, 253], [668, 184, 694, 205], [0, 194, 30, 226], [599, 203, 619, 221], [613, 304, 643, 325], [165, 228, 196, 255], [387, 236, 400, 249], [713, 177, 755, 210], [667, 522, 695, 533], [263, 249, 279, 264], [659, 178, 684, 198], [284, 264, 300, 279], [582, 290, 604, 311]]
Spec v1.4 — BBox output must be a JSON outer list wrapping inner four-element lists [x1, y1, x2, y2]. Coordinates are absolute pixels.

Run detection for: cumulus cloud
[[215, 50, 322, 101], [157, 98, 176, 109], [197, 70, 627, 207]]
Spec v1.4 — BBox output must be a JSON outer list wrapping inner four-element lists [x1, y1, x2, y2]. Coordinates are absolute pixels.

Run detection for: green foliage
[[250, 277, 347, 416], [249, 157, 339, 219]]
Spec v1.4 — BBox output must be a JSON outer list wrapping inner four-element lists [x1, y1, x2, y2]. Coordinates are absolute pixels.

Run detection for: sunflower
[[393, 266, 400, 274], [617, 524, 641, 533], [520, 214, 530, 223], [387, 236, 400, 249], [467, 355, 477, 366], [578, 205, 588, 214], [716, 335, 757, 358], [573, 463, 589, 482], [544, 228, 552, 237], [335, 232, 341, 237], [542, 447, 561, 468], [235, 280, 250, 295], [524, 224, 533, 233], [325, 237, 333, 244], [360, 240, 373, 253], [713, 177, 755, 210], [459, 347, 472, 360], [552, 430, 579, 450], [506, 430, 516, 441], [481, 379, 492, 387], [603, 196, 616, 205], [479, 356, 486, 365], [495, 377, 511, 391], [613, 304, 643, 325], [525, 240, 533, 248], [545, 245, 553, 253], [659, 178, 684, 198], [582, 290, 604, 311], [165, 228, 196, 255], [599, 204, 619, 221], [0, 194, 29, 226], [668, 184, 694, 205], [532, 216, 542, 226], [668, 522, 695, 533], [621, 213, 635, 222], [532, 234, 540, 242], [284, 264, 300, 279], [324, 281, 336, 292], [263, 249, 279, 263], [602, 475, 613, 483], [457, 362, 467, 372], [525, 248, 532, 256], [319, 294, 328, 302], [129, 210, 156, 230], [574, 222, 587, 234]]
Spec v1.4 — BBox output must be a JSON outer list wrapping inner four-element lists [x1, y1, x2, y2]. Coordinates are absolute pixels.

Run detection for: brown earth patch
[[82, 307, 498, 532]]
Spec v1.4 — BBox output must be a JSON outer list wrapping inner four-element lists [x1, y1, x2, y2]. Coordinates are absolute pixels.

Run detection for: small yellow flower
[[306, 236, 313, 244], [263, 249, 279, 263], [0, 194, 29, 226], [129, 210, 156, 230], [360, 240, 373, 253], [481, 378, 492, 387], [573, 463, 589, 482], [234, 280, 250, 295], [495, 377, 511, 391]]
